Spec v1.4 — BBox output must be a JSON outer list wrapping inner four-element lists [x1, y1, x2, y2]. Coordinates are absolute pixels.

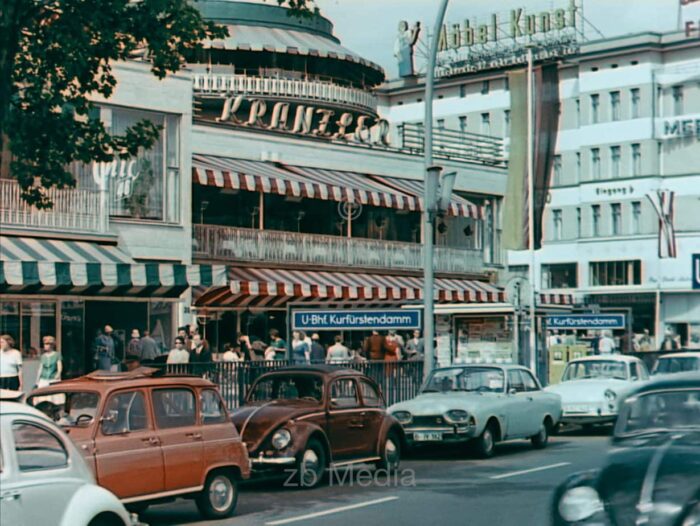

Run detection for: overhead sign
[[546, 314, 626, 330], [693, 254, 700, 290], [292, 309, 421, 331]]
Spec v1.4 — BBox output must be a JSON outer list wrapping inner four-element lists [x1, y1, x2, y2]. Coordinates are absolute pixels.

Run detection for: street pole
[[526, 45, 538, 375], [423, 0, 450, 381]]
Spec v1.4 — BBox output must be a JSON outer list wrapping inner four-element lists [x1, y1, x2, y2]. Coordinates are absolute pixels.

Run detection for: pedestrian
[[222, 343, 242, 362], [140, 330, 160, 362], [269, 329, 287, 359], [384, 334, 401, 362], [190, 334, 212, 376], [326, 335, 351, 363], [177, 326, 192, 351], [35, 336, 62, 389], [363, 330, 386, 361], [638, 329, 653, 351], [0, 334, 23, 391], [291, 331, 310, 364], [127, 329, 143, 360], [238, 333, 253, 361], [389, 330, 404, 349], [264, 344, 277, 361], [590, 331, 601, 356], [598, 331, 616, 354], [659, 328, 681, 351], [167, 336, 190, 364], [405, 330, 424, 358], [309, 333, 325, 363], [103, 325, 122, 369], [93, 327, 115, 371]]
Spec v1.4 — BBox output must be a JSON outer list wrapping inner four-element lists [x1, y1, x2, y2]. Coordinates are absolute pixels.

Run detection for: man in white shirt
[[326, 336, 351, 363], [167, 337, 190, 364], [598, 332, 616, 354]]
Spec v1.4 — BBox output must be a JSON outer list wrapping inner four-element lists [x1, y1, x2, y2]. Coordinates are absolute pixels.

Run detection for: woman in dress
[[0, 334, 23, 391], [35, 335, 62, 388], [291, 331, 310, 364]]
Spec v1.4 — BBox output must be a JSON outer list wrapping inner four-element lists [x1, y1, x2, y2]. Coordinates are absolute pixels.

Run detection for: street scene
[[1, 0, 700, 525]]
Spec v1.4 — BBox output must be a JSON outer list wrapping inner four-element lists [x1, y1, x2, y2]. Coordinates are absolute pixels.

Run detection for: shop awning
[[539, 293, 574, 306], [192, 155, 482, 218], [193, 267, 505, 308], [0, 236, 226, 297]]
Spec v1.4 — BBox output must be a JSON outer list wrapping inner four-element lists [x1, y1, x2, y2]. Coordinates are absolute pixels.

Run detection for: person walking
[[190, 334, 212, 377], [0, 334, 23, 391], [363, 330, 386, 361], [93, 328, 115, 371], [222, 343, 242, 362], [598, 331, 616, 354], [384, 334, 401, 362], [35, 336, 62, 389], [103, 325, 122, 370], [127, 329, 143, 360], [167, 337, 190, 364], [269, 329, 287, 359], [309, 334, 325, 363], [405, 330, 424, 358], [291, 331, 310, 364], [326, 335, 351, 363], [140, 330, 160, 362]]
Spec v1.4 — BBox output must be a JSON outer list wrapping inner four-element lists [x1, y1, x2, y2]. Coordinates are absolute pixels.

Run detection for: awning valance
[[0, 236, 134, 264], [192, 155, 482, 219], [539, 293, 574, 306], [194, 267, 504, 308]]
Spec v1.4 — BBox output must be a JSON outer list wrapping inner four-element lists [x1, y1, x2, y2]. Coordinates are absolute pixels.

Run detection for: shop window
[[541, 263, 577, 289], [0, 301, 56, 360], [455, 316, 515, 364], [60, 301, 85, 378], [590, 260, 642, 286]]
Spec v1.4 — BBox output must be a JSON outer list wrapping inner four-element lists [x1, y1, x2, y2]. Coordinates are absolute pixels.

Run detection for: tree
[[1, 0, 316, 208]]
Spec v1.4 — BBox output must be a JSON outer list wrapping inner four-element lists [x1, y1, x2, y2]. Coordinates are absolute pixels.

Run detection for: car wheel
[[195, 471, 238, 519], [376, 431, 401, 473], [474, 422, 497, 459], [531, 420, 549, 449], [296, 438, 326, 489]]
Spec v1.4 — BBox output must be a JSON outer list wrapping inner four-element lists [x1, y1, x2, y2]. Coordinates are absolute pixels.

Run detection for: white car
[[652, 352, 700, 376], [0, 402, 138, 526], [544, 355, 649, 426]]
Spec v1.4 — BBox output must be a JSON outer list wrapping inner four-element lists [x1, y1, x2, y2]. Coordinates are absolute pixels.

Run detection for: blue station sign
[[693, 254, 700, 290], [546, 314, 626, 330], [292, 309, 422, 331]]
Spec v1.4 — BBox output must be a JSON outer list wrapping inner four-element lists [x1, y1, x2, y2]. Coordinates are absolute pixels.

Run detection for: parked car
[[232, 365, 403, 488], [27, 367, 250, 519], [652, 351, 700, 376], [551, 372, 700, 526], [387, 364, 562, 458], [545, 355, 649, 426], [0, 401, 138, 526]]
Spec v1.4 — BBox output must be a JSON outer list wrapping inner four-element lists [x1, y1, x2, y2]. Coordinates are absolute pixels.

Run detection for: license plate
[[565, 404, 591, 414], [413, 431, 442, 442]]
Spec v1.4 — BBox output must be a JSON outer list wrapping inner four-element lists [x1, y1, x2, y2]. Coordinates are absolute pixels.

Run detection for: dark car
[[232, 365, 404, 488], [551, 372, 700, 526]]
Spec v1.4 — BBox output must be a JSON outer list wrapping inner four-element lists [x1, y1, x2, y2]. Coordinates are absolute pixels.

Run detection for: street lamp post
[[423, 0, 450, 380], [526, 45, 538, 375]]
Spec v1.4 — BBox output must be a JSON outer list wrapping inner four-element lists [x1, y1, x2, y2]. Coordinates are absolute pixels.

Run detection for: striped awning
[[539, 293, 574, 306], [0, 236, 226, 297], [192, 155, 482, 218], [194, 267, 505, 308]]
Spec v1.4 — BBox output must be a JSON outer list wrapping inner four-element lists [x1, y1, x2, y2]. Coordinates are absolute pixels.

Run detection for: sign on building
[[693, 254, 700, 290], [292, 309, 422, 331], [546, 314, 626, 330]]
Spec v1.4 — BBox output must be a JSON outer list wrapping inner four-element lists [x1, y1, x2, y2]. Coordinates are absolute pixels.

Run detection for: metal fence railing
[[156, 360, 424, 410]]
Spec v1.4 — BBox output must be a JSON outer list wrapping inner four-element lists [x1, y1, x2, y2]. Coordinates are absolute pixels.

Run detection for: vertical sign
[[693, 254, 700, 290]]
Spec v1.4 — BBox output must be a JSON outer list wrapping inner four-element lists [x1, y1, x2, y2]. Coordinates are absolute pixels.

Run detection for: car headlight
[[682, 502, 700, 526], [392, 411, 412, 425], [271, 428, 291, 450], [445, 410, 470, 424], [604, 389, 617, 402], [558, 486, 604, 523]]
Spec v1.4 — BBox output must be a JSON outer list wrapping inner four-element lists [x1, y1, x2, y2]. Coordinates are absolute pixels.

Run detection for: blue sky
[[314, 0, 696, 79]]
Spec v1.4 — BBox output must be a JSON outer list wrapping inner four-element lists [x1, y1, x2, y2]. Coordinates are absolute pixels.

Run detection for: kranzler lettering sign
[[292, 309, 422, 331]]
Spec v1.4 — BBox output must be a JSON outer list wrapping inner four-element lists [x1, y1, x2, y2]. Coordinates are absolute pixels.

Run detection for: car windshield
[[422, 367, 505, 393], [653, 357, 700, 375], [562, 360, 628, 381], [616, 388, 700, 436], [249, 374, 324, 403], [29, 391, 100, 427]]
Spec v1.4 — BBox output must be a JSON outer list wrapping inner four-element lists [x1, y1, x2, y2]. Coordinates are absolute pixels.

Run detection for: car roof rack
[[85, 367, 161, 381]]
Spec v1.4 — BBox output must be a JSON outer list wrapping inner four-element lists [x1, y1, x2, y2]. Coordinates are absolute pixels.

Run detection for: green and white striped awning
[[0, 236, 226, 297]]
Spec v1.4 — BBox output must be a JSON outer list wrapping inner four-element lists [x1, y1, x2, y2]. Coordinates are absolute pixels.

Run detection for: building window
[[504, 76, 510, 91], [630, 88, 640, 118], [610, 91, 621, 121], [592, 204, 601, 237], [632, 201, 641, 234], [576, 152, 581, 183], [436, 119, 445, 129], [541, 263, 577, 288], [507, 265, 529, 275], [632, 143, 641, 176], [672, 85, 683, 116], [575, 98, 580, 127], [503, 110, 511, 136], [552, 209, 563, 240], [459, 84, 467, 98], [576, 207, 582, 238], [590, 260, 642, 286], [611, 203, 622, 235], [591, 94, 600, 124], [459, 116, 467, 133], [481, 113, 491, 135], [481, 80, 490, 95], [610, 146, 621, 178], [591, 148, 601, 180], [552, 155, 562, 186]]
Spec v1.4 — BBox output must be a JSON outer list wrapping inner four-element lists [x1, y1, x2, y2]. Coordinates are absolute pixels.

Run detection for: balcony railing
[[0, 178, 106, 234], [193, 73, 378, 113], [193, 224, 485, 274]]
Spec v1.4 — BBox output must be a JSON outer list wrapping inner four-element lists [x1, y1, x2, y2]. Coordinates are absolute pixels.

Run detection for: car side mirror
[[508, 388, 517, 396], [100, 409, 118, 424]]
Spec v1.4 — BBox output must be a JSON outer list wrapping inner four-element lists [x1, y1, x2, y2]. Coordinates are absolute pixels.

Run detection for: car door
[[152, 387, 205, 492], [327, 378, 366, 460], [199, 388, 239, 469], [357, 379, 386, 457], [7, 418, 76, 526], [505, 370, 530, 438], [1, 416, 25, 526], [95, 388, 165, 499], [519, 370, 547, 436]]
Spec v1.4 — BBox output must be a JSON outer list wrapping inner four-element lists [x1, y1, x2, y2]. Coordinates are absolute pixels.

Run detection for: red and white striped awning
[[194, 267, 504, 308], [539, 293, 574, 305], [192, 155, 482, 218]]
